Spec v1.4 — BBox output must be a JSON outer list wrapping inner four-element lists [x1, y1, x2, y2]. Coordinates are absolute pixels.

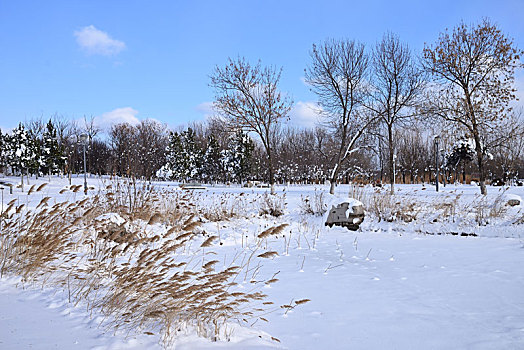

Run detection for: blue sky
[[1, 0, 523, 132]]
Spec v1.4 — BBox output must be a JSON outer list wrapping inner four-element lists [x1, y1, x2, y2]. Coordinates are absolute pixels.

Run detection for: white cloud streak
[[196, 101, 216, 121], [74, 25, 125, 56], [94, 107, 140, 129]]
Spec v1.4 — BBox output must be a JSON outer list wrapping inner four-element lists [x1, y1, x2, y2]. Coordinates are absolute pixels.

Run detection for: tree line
[[1, 19, 523, 194]]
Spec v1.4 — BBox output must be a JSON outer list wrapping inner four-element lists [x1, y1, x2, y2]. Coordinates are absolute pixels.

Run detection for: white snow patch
[[95, 212, 126, 225]]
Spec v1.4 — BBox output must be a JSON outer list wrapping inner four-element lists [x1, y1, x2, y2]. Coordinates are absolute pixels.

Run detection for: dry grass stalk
[[257, 251, 279, 259], [147, 213, 163, 225], [200, 236, 218, 248], [36, 183, 48, 192], [27, 184, 36, 195], [257, 223, 289, 239]]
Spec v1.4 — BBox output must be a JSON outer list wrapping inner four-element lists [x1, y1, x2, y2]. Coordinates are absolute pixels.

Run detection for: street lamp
[[434, 135, 440, 192], [79, 133, 88, 195]]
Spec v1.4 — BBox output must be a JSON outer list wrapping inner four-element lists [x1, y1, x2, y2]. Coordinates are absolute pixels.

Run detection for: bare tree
[[369, 32, 424, 194], [52, 114, 71, 147], [485, 111, 524, 182], [82, 115, 101, 175], [110, 123, 138, 177], [62, 118, 81, 183], [422, 18, 523, 194], [26, 116, 45, 139], [135, 119, 168, 180], [396, 127, 430, 184], [210, 57, 292, 194], [82, 115, 100, 140], [305, 39, 375, 194]]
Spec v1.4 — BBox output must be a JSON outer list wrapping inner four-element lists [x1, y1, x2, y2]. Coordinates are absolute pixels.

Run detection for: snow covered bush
[[259, 192, 286, 217]]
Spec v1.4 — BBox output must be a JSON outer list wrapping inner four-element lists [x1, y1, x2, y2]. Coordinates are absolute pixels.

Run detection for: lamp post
[[79, 133, 88, 195], [434, 135, 440, 192]]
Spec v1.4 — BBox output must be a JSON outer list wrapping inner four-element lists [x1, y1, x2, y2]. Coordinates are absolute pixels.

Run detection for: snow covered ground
[[1, 175, 524, 349]]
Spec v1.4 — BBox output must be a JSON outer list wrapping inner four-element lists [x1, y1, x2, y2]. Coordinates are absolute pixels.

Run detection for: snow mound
[[94, 212, 126, 225], [504, 193, 521, 201], [326, 196, 362, 210]]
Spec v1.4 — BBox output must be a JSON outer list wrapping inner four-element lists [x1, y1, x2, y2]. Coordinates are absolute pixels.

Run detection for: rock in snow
[[505, 194, 521, 206], [325, 197, 365, 230]]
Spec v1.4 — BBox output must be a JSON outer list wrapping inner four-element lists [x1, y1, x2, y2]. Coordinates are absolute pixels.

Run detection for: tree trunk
[[472, 131, 487, 195], [329, 161, 340, 195], [477, 153, 487, 195], [268, 153, 276, 195], [329, 180, 336, 195], [388, 125, 395, 194]]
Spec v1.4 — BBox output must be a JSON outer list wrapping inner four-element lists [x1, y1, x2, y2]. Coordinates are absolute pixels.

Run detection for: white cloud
[[74, 25, 125, 56], [196, 101, 216, 121], [196, 101, 214, 114], [95, 107, 140, 130], [289, 101, 322, 128]]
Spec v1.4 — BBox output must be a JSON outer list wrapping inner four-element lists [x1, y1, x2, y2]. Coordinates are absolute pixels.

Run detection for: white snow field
[[1, 175, 524, 350]]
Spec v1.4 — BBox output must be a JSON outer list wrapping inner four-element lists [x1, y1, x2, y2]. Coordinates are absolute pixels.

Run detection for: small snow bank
[[95, 212, 126, 225], [325, 195, 362, 210], [172, 322, 279, 350], [325, 194, 362, 207]]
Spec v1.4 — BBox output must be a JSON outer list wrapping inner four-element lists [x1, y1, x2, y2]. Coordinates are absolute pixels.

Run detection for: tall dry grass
[[0, 180, 283, 348], [359, 186, 516, 229], [363, 188, 420, 223], [299, 189, 328, 217]]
